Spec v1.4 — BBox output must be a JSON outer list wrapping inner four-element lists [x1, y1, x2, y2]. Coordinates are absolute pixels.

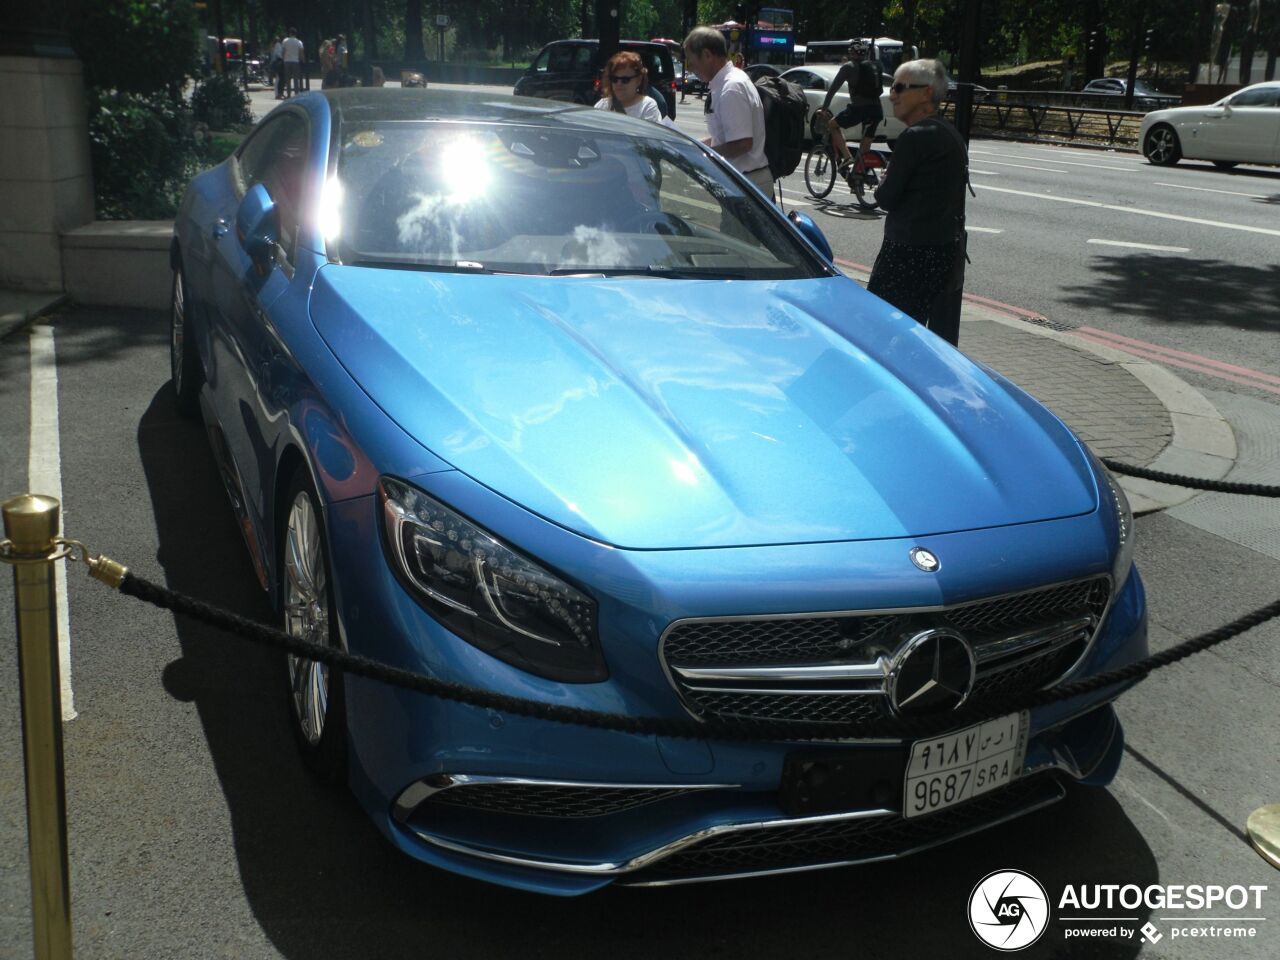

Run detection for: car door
[[208, 110, 307, 561], [517, 45, 555, 99], [1215, 86, 1280, 163]]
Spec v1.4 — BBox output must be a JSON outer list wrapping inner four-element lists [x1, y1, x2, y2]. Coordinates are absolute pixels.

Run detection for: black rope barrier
[[1102, 458, 1280, 497], [118, 571, 1280, 743]]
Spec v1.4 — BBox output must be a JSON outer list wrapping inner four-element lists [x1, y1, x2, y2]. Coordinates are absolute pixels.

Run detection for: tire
[[1212, 160, 1238, 170], [170, 264, 202, 419], [851, 167, 881, 212], [804, 148, 836, 199], [1143, 124, 1181, 166], [281, 469, 348, 782]]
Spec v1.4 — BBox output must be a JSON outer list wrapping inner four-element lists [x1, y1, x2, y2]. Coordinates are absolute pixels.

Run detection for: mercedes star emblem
[[887, 628, 976, 715], [910, 547, 940, 572]]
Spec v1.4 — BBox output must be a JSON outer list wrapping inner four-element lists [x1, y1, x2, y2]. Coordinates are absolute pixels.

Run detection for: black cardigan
[[874, 116, 968, 246]]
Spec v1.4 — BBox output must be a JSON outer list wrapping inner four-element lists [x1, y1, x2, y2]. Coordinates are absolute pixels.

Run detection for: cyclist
[[814, 40, 884, 181]]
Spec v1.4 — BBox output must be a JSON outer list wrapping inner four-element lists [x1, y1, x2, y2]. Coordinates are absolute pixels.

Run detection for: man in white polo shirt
[[281, 27, 304, 98], [683, 26, 772, 201]]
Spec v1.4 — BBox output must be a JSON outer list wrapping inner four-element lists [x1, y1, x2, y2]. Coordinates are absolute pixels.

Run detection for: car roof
[[783, 63, 842, 77], [322, 87, 686, 139]]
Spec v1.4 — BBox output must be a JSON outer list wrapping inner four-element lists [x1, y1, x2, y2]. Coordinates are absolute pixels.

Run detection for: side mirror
[[788, 210, 833, 262], [236, 183, 280, 271]]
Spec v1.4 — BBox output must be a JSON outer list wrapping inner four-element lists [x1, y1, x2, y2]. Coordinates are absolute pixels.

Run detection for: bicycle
[[803, 115, 889, 211]]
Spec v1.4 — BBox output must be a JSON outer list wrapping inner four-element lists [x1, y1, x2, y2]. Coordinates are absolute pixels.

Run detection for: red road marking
[[1072, 330, 1280, 396], [835, 255, 1278, 393], [1077, 326, 1280, 386]]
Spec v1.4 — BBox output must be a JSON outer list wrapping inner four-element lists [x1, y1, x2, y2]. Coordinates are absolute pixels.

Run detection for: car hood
[[311, 266, 1096, 549]]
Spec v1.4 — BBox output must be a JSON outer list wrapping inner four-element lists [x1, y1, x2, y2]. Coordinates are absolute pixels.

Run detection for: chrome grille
[[424, 782, 690, 818], [662, 577, 1110, 725], [623, 775, 1065, 884]]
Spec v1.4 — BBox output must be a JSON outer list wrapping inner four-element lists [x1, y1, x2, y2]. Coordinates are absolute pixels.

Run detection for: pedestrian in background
[[271, 35, 284, 99], [282, 28, 304, 98], [683, 26, 772, 201], [867, 59, 969, 345]]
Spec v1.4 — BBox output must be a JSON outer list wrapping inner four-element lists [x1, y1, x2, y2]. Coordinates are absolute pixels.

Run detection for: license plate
[[902, 711, 1028, 819]]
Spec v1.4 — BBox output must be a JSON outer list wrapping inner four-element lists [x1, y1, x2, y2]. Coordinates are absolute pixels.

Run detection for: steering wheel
[[620, 210, 695, 237]]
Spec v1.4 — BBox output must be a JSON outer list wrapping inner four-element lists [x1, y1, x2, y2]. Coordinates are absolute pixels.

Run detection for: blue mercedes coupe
[[170, 88, 1146, 894]]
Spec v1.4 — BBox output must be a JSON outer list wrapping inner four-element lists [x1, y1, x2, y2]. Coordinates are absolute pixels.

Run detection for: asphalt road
[[0, 82, 1276, 960]]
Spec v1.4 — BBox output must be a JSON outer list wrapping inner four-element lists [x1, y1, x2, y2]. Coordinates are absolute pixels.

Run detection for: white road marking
[[970, 148, 1134, 172], [1087, 238, 1190, 252], [1022, 145, 1146, 164], [967, 226, 1004, 233], [778, 191, 814, 206], [1154, 181, 1270, 200], [968, 168, 1002, 176], [962, 158, 1066, 174], [27, 324, 76, 721], [973, 182, 1280, 238]]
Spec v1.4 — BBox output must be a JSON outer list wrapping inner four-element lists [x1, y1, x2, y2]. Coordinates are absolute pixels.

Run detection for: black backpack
[[754, 75, 808, 180]]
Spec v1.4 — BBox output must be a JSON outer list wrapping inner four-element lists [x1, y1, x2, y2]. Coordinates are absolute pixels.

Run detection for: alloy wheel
[[284, 491, 330, 746]]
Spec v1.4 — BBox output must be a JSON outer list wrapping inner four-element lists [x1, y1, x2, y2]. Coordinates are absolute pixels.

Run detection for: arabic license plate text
[[902, 711, 1028, 819]]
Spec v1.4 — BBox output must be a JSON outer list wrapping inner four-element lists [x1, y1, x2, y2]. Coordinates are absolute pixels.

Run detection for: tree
[[405, 0, 425, 59]]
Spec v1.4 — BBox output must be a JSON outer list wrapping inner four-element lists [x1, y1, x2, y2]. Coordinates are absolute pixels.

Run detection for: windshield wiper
[[546, 265, 746, 279], [349, 258, 500, 274]]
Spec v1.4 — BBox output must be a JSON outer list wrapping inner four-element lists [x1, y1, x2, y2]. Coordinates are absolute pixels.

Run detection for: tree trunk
[[1186, 0, 1214, 84], [597, 0, 620, 63], [361, 0, 378, 60], [900, 0, 918, 60], [1082, 0, 1106, 81], [1124, 1, 1145, 109], [581, 0, 591, 38], [405, 0, 425, 61]]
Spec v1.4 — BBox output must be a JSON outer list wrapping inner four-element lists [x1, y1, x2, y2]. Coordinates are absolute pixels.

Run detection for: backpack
[[754, 75, 808, 180], [853, 60, 881, 99]]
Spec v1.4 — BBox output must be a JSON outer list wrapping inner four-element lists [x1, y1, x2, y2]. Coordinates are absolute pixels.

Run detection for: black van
[[514, 39, 678, 120]]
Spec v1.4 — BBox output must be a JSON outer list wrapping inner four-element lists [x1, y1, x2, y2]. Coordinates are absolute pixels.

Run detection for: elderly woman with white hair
[[866, 59, 970, 345]]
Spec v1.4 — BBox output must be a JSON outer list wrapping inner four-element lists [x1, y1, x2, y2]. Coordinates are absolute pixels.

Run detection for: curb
[[0, 291, 65, 342], [833, 258, 1237, 516]]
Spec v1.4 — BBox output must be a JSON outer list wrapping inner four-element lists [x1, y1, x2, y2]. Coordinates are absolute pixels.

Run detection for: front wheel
[[282, 470, 348, 782], [804, 148, 836, 199], [1143, 124, 1181, 166]]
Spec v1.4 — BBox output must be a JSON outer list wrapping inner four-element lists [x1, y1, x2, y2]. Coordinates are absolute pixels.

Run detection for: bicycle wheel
[[804, 148, 836, 199], [851, 154, 888, 212]]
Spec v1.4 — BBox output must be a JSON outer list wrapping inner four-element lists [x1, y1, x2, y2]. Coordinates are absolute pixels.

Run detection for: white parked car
[[780, 64, 905, 145], [1139, 81, 1280, 168]]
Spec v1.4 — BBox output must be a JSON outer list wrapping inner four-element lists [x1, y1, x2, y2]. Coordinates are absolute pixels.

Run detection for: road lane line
[[968, 168, 1002, 175], [963, 158, 1066, 174], [1077, 325, 1280, 386], [27, 324, 76, 721], [1071, 330, 1280, 396], [972, 182, 1280, 237], [1086, 239, 1190, 252], [967, 226, 1004, 234], [970, 149, 1134, 172], [1154, 181, 1271, 200]]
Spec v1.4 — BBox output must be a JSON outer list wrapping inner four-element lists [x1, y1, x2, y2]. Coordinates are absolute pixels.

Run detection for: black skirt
[[866, 238, 958, 332]]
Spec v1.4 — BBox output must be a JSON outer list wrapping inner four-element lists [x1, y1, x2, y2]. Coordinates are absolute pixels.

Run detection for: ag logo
[[968, 869, 1050, 951]]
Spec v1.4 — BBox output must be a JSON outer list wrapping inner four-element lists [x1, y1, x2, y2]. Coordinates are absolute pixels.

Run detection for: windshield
[[323, 120, 821, 279]]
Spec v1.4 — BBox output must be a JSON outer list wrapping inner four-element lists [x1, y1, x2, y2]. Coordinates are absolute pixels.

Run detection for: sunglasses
[[890, 81, 931, 94], [610, 74, 638, 84]]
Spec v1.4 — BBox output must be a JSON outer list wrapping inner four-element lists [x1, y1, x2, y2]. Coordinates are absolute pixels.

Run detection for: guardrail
[[941, 96, 1146, 150]]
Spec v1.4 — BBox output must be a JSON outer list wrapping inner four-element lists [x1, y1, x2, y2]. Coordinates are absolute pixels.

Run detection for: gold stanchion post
[[3, 495, 73, 960], [1248, 805, 1280, 870]]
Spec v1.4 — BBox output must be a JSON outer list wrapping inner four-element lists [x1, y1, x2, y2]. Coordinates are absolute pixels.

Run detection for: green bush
[[87, 89, 205, 220], [191, 74, 253, 131]]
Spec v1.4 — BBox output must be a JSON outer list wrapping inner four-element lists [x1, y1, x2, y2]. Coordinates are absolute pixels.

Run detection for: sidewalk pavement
[[1, 278, 1234, 516]]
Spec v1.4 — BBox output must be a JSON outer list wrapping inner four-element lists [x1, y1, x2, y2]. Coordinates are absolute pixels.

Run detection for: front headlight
[[1084, 447, 1135, 594], [379, 477, 606, 683]]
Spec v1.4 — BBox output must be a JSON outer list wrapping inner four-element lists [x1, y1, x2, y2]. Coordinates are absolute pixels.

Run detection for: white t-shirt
[[593, 96, 662, 124], [282, 36, 304, 63], [706, 61, 769, 174]]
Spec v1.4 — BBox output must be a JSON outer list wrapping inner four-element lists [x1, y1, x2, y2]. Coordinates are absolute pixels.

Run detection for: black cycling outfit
[[821, 60, 883, 136]]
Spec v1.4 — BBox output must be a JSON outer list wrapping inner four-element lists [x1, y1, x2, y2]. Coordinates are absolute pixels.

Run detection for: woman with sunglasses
[[595, 51, 665, 124], [866, 59, 970, 346]]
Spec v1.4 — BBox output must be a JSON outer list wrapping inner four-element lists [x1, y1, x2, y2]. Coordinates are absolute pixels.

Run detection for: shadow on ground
[[136, 386, 1158, 960], [1060, 253, 1280, 332]]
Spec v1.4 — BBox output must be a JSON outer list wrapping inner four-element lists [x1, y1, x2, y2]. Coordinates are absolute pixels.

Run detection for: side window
[[532, 49, 551, 73], [572, 45, 594, 71], [1230, 87, 1278, 107], [236, 113, 309, 261], [547, 46, 574, 72]]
